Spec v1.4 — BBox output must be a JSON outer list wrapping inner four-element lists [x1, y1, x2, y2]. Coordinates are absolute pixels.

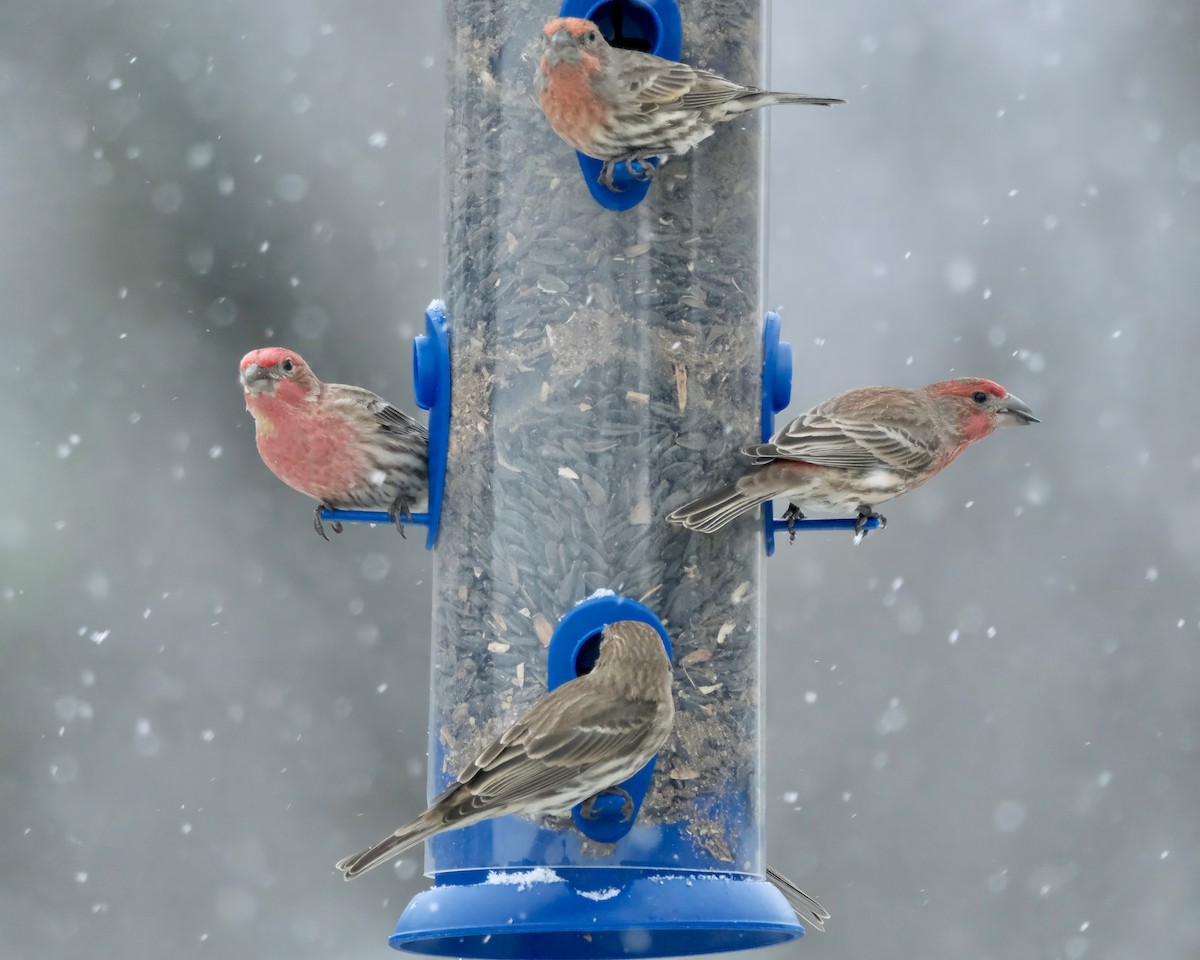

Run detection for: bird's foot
[[625, 158, 655, 182], [313, 504, 342, 541], [853, 506, 886, 543], [387, 497, 413, 539], [782, 503, 806, 543], [598, 161, 624, 192], [580, 786, 635, 822]]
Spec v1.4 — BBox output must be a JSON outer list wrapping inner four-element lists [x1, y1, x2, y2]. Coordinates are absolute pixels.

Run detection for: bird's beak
[[545, 29, 574, 62], [999, 394, 1039, 425], [240, 363, 276, 396]]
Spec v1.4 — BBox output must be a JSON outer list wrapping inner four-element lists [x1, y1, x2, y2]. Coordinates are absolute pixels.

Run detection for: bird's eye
[[282, 358, 294, 373], [587, 30, 597, 42], [972, 390, 987, 404]]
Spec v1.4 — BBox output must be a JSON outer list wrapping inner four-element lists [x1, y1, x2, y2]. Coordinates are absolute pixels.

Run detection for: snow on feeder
[[387, 0, 814, 955]]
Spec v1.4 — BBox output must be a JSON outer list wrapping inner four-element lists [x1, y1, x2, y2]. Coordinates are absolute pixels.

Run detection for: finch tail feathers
[[666, 482, 773, 534], [766, 865, 830, 933], [735, 91, 844, 111], [336, 813, 439, 880]]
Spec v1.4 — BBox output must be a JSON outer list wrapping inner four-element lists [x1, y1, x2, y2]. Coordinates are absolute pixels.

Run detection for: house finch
[[239, 347, 428, 541], [536, 17, 843, 189], [766, 865, 829, 933], [666, 378, 1038, 539], [336, 619, 674, 879]]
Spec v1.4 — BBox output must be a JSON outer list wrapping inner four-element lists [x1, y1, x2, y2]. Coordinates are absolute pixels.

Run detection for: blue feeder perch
[[760, 312, 883, 556], [557, 0, 683, 210], [319, 300, 451, 550]]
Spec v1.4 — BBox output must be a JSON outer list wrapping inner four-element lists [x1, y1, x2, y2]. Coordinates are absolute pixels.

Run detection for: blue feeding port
[[391, 593, 805, 957], [759, 312, 880, 556], [558, 0, 683, 210], [318, 300, 451, 550]]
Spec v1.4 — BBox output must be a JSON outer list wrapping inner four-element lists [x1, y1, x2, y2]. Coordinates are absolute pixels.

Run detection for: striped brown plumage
[[666, 378, 1038, 536], [536, 17, 842, 188]]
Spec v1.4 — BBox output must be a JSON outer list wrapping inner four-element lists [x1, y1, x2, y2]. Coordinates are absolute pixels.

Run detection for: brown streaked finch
[[766, 865, 830, 933], [535, 17, 843, 190], [666, 377, 1039, 539], [335, 619, 674, 879], [239, 347, 428, 541]]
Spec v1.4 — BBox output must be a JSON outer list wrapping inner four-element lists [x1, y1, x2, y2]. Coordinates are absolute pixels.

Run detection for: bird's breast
[[539, 62, 608, 153]]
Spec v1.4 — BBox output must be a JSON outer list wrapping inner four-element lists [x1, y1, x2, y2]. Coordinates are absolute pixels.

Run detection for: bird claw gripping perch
[[318, 300, 451, 550], [556, 0, 683, 210], [760, 312, 886, 556]]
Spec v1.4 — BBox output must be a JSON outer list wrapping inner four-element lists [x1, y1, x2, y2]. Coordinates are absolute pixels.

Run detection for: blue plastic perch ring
[[557, 0, 683, 210], [759, 312, 881, 555], [319, 300, 451, 550], [546, 594, 671, 843]]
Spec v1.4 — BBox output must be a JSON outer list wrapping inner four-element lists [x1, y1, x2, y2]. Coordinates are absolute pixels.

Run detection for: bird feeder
[[387, 0, 814, 955]]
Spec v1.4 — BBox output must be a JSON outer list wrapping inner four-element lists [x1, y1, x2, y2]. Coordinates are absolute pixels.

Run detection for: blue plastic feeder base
[[390, 870, 804, 958]]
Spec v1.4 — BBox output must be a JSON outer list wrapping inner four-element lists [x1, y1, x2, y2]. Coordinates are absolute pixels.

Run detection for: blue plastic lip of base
[[556, 0, 683, 210], [545, 595, 672, 843], [389, 872, 804, 958]]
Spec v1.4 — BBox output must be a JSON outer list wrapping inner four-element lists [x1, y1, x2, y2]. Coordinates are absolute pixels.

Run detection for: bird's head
[[928, 377, 1039, 443], [239, 347, 318, 405], [541, 17, 608, 71]]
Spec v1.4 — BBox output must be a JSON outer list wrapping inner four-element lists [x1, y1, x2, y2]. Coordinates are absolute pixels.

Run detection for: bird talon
[[625, 159, 654, 182], [314, 506, 332, 541], [781, 503, 805, 543], [598, 161, 625, 192], [580, 786, 636, 822], [388, 497, 412, 539], [854, 506, 884, 538]]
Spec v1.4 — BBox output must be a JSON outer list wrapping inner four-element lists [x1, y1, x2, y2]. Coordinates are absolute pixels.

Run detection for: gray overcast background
[[2, 1, 1197, 959]]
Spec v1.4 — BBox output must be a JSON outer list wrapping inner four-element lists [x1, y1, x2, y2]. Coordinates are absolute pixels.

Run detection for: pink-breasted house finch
[[766, 865, 830, 933], [666, 377, 1038, 539], [536, 17, 843, 189], [239, 347, 428, 541], [336, 619, 674, 879]]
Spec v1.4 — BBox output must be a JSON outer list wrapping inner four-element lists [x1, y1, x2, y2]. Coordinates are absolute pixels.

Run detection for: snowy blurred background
[[2, 1, 1197, 958]]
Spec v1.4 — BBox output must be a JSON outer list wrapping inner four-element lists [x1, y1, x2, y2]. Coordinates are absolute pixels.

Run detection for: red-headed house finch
[[239, 347, 429, 541], [536, 17, 843, 190], [666, 378, 1038, 539], [766, 865, 830, 933], [336, 619, 674, 879]]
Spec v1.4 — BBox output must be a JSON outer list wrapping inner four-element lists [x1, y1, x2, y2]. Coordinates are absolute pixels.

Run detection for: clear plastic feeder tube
[[432, 0, 768, 877], [394, 0, 805, 954]]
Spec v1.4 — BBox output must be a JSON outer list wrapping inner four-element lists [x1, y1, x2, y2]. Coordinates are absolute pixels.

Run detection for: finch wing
[[452, 686, 659, 809], [618, 54, 698, 107], [743, 395, 939, 474], [622, 55, 758, 112], [326, 383, 428, 438]]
